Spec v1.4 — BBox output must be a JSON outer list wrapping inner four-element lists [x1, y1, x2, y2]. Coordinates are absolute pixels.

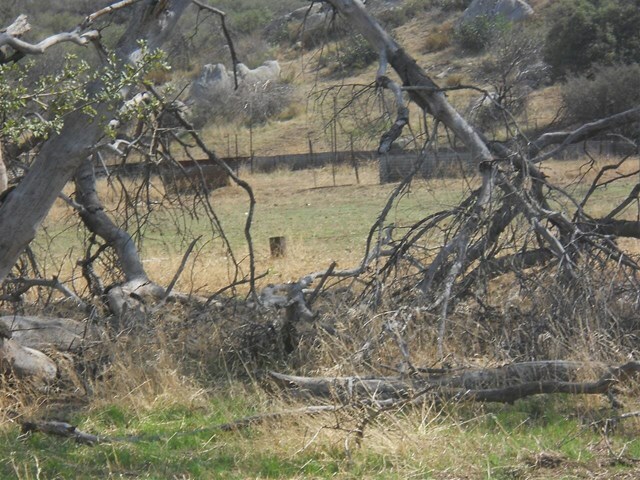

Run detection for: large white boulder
[[190, 60, 281, 101]]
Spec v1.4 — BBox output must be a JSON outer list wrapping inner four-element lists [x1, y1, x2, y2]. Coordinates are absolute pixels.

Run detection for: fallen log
[[0, 315, 103, 352], [21, 421, 103, 445], [0, 337, 57, 383], [269, 361, 640, 404]]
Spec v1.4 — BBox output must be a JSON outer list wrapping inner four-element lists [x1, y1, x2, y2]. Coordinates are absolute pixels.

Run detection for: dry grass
[[33, 152, 640, 304], [38, 162, 472, 295]]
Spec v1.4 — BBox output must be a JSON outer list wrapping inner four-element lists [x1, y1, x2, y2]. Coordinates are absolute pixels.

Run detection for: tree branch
[[530, 107, 640, 162]]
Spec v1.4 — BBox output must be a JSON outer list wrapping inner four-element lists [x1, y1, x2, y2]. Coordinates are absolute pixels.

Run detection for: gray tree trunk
[[0, 141, 7, 194], [74, 157, 148, 283]]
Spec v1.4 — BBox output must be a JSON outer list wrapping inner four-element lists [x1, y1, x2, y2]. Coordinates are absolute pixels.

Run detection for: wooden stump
[[269, 236, 287, 257]]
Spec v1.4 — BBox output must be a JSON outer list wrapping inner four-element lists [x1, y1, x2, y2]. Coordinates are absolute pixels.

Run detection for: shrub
[[544, 0, 640, 79], [561, 63, 640, 138], [454, 15, 509, 53], [440, 0, 473, 11], [191, 79, 294, 128], [332, 33, 378, 74], [424, 23, 453, 53], [231, 7, 273, 35]]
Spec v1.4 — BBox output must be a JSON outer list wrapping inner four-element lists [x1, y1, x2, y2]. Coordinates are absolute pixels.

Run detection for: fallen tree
[[270, 0, 640, 362], [0, 0, 639, 430], [269, 360, 640, 405]]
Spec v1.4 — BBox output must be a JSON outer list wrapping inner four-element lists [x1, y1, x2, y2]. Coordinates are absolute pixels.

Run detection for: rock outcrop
[[190, 60, 281, 103]]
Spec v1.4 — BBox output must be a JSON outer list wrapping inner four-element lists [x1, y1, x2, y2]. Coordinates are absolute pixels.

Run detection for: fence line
[[97, 140, 638, 185]]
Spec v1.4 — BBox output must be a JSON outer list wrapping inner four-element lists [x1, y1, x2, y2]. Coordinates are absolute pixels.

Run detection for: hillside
[[3, 0, 633, 157], [195, 0, 561, 156]]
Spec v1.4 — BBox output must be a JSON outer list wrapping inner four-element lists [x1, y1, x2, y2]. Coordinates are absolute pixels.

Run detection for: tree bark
[[0, 140, 7, 194], [0, 0, 190, 284]]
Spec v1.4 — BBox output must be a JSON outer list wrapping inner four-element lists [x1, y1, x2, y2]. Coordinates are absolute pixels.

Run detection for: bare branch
[[191, 0, 240, 89], [530, 107, 640, 162], [163, 236, 201, 300], [0, 29, 99, 60], [376, 75, 409, 153], [1, 277, 87, 308], [81, 0, 143, 29]]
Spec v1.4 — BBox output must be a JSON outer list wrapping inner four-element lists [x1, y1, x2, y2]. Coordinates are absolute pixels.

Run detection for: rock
[[0, 316, 102, 352], [236, 61, 281, 88], [461, 0, 534, 23], [0, 337, 57, 382], [265, 4, 331, 48], [190, 63, 232, 101], [190, 60, 281, 101]]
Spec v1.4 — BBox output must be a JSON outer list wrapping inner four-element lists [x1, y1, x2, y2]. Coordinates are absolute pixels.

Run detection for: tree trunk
[[74, 157, 148, 283], [0, 141, 7, 194]]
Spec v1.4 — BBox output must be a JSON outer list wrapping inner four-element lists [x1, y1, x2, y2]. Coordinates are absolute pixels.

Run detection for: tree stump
[[269, 236, 287, 257]]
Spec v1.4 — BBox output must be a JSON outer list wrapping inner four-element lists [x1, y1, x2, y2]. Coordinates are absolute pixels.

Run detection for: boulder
[[190, 63, 232, 101], [461, 0, 533, 23], [190, 60, 281, 101], [236, 61, 281, 88]]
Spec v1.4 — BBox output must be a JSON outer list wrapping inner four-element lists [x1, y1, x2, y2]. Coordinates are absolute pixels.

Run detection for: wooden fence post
[[350, 133, 360, 185], [269, 236, 287, 257]]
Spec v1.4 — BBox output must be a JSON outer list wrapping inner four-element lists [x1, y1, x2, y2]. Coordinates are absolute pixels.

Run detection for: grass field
[[38, 155, 640, 295], [38, 162, 473, 293]]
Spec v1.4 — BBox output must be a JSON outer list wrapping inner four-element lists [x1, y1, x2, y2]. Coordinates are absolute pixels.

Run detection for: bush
[[423, 23, 453, 53], [230, 7, 273, 35], [454, 15, 508, 53], [332, 34, 378, 74], [544, 0, 640, 79], [561, 63, 640, 138], [191, 79, 294, 128]]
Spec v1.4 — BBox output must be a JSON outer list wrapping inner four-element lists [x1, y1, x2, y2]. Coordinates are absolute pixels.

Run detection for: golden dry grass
[[39, 162, 474, 295]]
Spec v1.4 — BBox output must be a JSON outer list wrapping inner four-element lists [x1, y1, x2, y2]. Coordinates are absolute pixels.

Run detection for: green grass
[[3, 393, 640, 479]]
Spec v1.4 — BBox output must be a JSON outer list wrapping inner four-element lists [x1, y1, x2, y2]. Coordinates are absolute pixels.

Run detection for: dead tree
[[280, 0, 640, 360]]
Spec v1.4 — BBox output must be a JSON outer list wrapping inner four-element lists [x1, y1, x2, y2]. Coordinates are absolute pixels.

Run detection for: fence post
[[332, 96, 337, 187], [350, 133, 360, 185], [379, 153, 390, 183], [308, 135, 317, 188], [269, 236, 287, 257]]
